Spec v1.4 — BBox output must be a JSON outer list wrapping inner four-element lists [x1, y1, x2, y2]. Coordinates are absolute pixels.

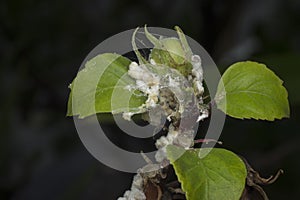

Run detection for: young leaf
[[166, 145, 247, 200], [144, 26, 195, 77], [132, 27, 148, 65], [144, 25, 162, 48], [215, 61, 290, 120], [175, 26, 193, 62], [67, 53, 146, 118]]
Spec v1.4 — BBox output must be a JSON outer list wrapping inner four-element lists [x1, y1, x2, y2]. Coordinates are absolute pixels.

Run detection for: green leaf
[[67, 53, 146, 118], [161, 38, 186, 64], [259, 53, 300, 104], [144, 25, 162, 48], [149, 38, 193, 77], [132, 27, 148, 65], [215, 61, 290, 120], [174, 26, 193, 62], [166, 145, 247, 200]]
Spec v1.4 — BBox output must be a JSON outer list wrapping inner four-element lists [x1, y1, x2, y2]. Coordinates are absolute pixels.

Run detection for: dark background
[[1, 0, 300, 199]]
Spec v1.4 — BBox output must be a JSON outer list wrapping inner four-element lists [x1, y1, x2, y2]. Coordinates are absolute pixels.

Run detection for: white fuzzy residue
[[191, 55, 204, 97], [123, 62, 161, 121], [117, 173, 146, 200], [197, 108, 209, 122], [119, 53, 209, 199]]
